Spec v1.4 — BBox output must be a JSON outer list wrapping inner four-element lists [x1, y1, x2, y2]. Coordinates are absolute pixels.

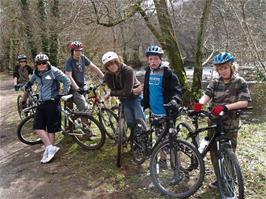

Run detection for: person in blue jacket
[[25, 53, 70, 164]]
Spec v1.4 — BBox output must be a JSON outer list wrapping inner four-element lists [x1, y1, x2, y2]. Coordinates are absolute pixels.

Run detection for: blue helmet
[[213, 52, 235, 65], [145, 45, 164, 57]]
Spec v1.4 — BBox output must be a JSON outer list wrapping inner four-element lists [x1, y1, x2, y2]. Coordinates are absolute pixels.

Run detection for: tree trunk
[[192, 0, 213, 96], [20, 0, 37, 60], [153, 0, 191, 102], [49, 0, 60, 66], [37, 0, 49, 55]]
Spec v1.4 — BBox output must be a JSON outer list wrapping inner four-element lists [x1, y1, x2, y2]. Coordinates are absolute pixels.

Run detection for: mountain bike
[[176, 108, 248, 199], [16, 84, 38, 119], [133, 104, 205, 198], [17, 94, 106, 150], [84, 82, 118, 140]]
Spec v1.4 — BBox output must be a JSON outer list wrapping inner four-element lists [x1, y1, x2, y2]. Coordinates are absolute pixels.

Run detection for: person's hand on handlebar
[[166, 99, 179, 109], [211, 105, 228, 117], [193, 103, 203, 112]]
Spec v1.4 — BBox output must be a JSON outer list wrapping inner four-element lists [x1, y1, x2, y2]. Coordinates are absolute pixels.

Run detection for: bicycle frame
[[184, 110, 232, 158], [135, 111, 178, 158]]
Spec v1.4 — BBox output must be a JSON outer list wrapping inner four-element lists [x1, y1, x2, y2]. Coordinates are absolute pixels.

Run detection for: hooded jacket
[[142, 65, 183, 110], [30, 65, 70, 101], [104, 64, 140, 99]]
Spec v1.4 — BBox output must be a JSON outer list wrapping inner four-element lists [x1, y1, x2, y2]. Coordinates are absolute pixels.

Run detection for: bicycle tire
[[131, 119, 148, 165], [149, 139, 205, 198], [99, 107, 118, 140], [116, 115, 126, 167], [216, 146, 244, 199], [17, 114, 42, 145], [17, 95, 23, 119], [71, 114, 106, 150]]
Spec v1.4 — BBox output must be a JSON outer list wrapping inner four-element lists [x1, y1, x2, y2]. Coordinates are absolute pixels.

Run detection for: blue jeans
[[121, 96, 146, 130]]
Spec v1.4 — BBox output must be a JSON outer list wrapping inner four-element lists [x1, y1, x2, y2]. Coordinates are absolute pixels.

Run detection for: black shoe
[[170, 168, 183, 185]]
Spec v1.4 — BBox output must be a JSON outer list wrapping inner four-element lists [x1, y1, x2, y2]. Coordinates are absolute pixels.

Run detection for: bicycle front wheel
[[17, 114, 42, 145], [99, 107, 118, 140], [131, 119, 148, 165], [71, 114, 106, 150], [116, 115, 127, 167], [216, 147, 244, 199], [149, 139, 205, 198]]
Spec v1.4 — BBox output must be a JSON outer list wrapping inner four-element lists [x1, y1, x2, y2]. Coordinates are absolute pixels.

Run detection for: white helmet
[[35, 53, 49, 62], [102, 51, 119, 65]]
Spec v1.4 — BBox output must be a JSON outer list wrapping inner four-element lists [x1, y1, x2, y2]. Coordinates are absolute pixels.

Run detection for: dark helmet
[[35, 53, 49, 62], [213, 52, 235, 65], [17, 54, 27, 62], [69, 41, 84, 51], [145, 45, 164, 57]]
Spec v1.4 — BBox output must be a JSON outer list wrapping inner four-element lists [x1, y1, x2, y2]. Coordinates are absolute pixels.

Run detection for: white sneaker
[[40, 148, 48, 163], [42, 146, 60, 163]]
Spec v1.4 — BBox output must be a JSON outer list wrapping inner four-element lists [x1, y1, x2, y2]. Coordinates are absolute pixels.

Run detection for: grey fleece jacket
[[30, 66, 70, 101]]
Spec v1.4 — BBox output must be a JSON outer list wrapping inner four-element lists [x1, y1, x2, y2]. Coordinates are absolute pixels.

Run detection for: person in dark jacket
[[142, 45, 183, 184], [102, 51, 145, 131], [26, 53, 70, 164], [13, 54, 33, 88], [142, 45, 182, 116], [13, 54, 33, 107]]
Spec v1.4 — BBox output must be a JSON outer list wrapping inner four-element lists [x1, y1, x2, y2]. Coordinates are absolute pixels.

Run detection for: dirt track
[[0, 75, 93, 199]]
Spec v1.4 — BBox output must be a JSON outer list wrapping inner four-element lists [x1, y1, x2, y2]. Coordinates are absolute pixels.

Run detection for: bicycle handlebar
[[180, 106, 253, 120]]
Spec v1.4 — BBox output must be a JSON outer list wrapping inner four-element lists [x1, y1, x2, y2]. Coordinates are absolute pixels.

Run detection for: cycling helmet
[[35, 53, 49, 62], [102, 51, 119, 65], [17, 54, 27, 62], [213, 52, 235, 65], [69, 41, 84, 50], [145, 45, 164, 57]]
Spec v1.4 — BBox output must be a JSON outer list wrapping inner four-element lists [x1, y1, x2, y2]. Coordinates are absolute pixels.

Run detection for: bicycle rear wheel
[[71, 114, 106, 150], [99, 107, 118, 140], [216, 147, 244, 199], [131, 119, 148, 165], [17, 114, 42, 145], [149, 139, 205, 198]]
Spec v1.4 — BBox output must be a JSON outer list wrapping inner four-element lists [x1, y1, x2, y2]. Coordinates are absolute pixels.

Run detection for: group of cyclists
[[14, 41, 251, 191]]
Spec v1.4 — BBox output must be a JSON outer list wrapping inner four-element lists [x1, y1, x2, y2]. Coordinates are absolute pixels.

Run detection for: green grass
[[54, 120, 266, 199]]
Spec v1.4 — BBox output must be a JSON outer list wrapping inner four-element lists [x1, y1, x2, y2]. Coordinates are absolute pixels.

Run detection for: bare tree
[[20, 0, 37, 59], [192, 0, 213, 95], [90, 0, 191, 100]]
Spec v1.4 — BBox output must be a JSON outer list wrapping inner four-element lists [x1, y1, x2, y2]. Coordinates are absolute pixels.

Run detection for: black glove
[[77, 87, 86, 95], [24, 82, 33, 90], [168, 99, 179, 109], [14, 84, 20, 91]]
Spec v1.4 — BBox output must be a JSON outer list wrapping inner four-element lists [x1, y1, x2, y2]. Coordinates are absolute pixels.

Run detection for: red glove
[[211, 105, 228, 117], [193, 103, 203, 112]]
